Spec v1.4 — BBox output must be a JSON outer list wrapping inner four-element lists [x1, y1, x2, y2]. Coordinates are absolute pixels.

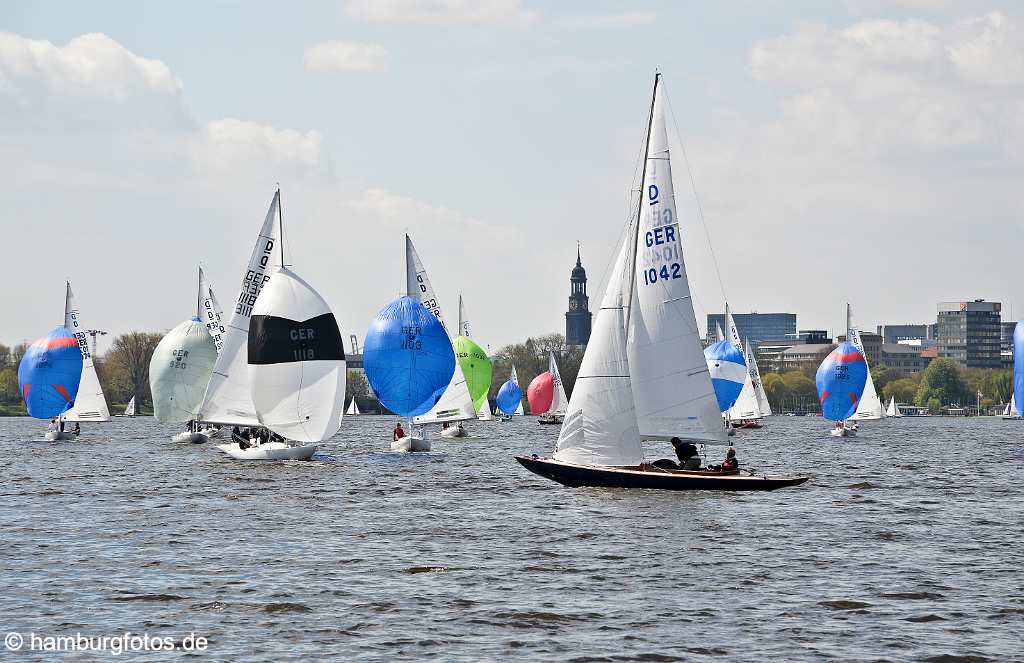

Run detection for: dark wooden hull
[[515, 455, 808, 491], [731, 420, 764, 429]]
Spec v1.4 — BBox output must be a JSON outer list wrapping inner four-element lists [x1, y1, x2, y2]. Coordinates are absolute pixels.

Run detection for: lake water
[[0, 415, 1021, 661]]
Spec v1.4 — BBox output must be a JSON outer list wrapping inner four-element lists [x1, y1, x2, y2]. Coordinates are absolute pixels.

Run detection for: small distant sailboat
[[704, 332, 746, 432], [18, 324, 84, 440], [364, 295, 456, 452], [516, 74, 807, 491], [885, 396, 903, 418], [496, 369, 524, 420], [62, 282, 111, 425], [724, 306, 769, 427], [121, 397, 137, 417], [406, 235, 477, 440], [846, 304, 884, 421], [536, 352, 568, 425], [151, 267, 219, 443], [454, 295, 492, 430], [816, 341, 868, 437], [1002, 394, 1019, 420], [346, 397, 361, 416]]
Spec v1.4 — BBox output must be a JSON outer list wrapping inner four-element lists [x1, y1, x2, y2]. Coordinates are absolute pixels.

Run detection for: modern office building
[[879, 343, 933, 375], [937, 300, 1002, 369], [1001, 321, 1017, 352], [705, 312, 796, 348], [876, 324, 935, 345], [839, 331, 882, 366]]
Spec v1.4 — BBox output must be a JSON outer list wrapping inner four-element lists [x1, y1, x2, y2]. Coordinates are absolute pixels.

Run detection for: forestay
[[248, 267, 346, 442], [63, 282, 110, 422], [626, 78, 724, 443], [198, 192, 280, 426]]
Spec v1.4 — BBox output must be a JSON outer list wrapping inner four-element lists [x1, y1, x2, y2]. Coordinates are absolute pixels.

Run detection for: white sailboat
[[346, 397, 361, 416], [511, 365, 525, 416], [459, 296, 494, 423], [538, 351, 569, 424], [1001, 394, 1018, 420], [885, 396, 902, 417], [406, 235, 476, 442], [122, 397, 136, 417], [516, 75, 804, 490], [151, 269, 219, 442], [215, 189, 346, 460], [62, 282, 110, 424], [846, 304, 884, 421]]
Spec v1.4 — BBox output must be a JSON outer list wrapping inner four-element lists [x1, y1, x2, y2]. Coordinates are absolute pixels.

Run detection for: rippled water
[[0, 415, 1021, 661]]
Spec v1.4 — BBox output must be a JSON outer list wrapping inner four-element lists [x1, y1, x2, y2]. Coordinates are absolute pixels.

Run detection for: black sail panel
[[248, 313, 345, 365]]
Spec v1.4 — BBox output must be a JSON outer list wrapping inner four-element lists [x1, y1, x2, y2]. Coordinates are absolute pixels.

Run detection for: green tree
[[347, 370, 368, 399], [0, 343, 11, 371], [762, 372, 787, 411], [883, 377, 919, 405], [915, 358, 967, 407], [0, 367, 18, 403], [104, 332, 162, 409], [927, 397, 941, 413]]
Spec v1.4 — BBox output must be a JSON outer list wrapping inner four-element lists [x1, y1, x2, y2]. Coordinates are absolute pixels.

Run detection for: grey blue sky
[[2, 0, 1022, 353]]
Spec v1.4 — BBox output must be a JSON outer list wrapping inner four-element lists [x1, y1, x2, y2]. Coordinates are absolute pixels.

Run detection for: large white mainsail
[[626, 77, 725, 443], [63, 282, 110, 422], [847, 304, 884, 420], [546, 351, 569, 416], [199, 266, 226, 355], [197, 192, 280, 426], [406, 235, 477, 424], [554, 239, 643, 466]]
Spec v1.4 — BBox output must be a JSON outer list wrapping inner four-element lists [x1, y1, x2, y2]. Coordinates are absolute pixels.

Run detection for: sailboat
[[704, 326, 746, 435], [846, 304, 884, 421], [495, 369, 524, 420], [405, 235, 477, 440], [1001, 394, 1019, 420], [121, 397, 137, 417], [346, 397, 361, 416], [151, 268, 219, 443], [215, 190, 346, 460], [817, 341, 868, 437], [363, 295, 456, 452], [537, 352, 569, 424], [18, 324, 84, 441], [516, 74, 807, 491], [724, 306, 769, 427], [454, 295, 492, 429], [885, 396, 903, 418], [63, 282, 111, 425]]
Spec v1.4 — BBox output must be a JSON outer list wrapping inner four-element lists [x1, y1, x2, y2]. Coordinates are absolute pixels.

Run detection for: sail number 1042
[[642, 263, 682, 284]]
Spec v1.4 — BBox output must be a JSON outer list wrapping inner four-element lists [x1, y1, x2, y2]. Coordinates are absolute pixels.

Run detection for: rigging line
[[662, 79, 728, 307]]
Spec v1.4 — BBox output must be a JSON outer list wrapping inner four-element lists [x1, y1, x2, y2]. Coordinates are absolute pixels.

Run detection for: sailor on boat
[[393, 421, 406, 442]]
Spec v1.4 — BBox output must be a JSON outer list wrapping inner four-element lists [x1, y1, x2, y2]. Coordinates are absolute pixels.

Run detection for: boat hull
[[537, 415, 562, 425], [391, 435, 430, 452], [829, 428, 856, 437], [440, 426, 467, 438], [171, 430, 209, 444], [216, 442, 318, 460], [45, 431, 76, 441], [515, 456, 808, 491]]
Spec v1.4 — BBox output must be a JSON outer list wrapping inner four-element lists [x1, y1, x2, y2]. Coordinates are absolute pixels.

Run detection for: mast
[[625, 72, 660, 332], [277, 188, 284, 268], [196, 266, 202, 319], [64, 281, 70, 326]]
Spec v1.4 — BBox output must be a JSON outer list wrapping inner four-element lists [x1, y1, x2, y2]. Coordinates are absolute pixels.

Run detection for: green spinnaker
[[453, 335, 492, 412]]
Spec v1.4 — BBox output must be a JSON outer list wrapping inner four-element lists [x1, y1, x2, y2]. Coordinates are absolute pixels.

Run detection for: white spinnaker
[[749, 339, 772, 416], [63, 282, 110, 422], [199, 267, 226, 355], [124, 397, 136, 416], [149, 319, 218, 423], [547, 351, 569, 416], [405, 235, 476, 424], [198, 192, 280, 426], [847, 304, 884, 420], [511, 365, 524, 415], [626, 80, 725, 443], [248, 267, 345, 442], [555, 239, 643, 466]]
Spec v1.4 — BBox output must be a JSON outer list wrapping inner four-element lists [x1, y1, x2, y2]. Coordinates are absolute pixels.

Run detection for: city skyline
[[2, 2, 1023, 353]]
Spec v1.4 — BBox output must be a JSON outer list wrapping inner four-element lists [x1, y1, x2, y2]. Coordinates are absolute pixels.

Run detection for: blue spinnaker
[[815, 341, 868, 421], [496, 379, 523, 416], [18, 326, 84, 419], [1014, 322, 1024, 416], [363, 296, 455, 417], [703, 339, 746, 412]]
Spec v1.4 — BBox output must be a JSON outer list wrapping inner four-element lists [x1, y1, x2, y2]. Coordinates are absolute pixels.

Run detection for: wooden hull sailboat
[[516, 455, 807, 491]]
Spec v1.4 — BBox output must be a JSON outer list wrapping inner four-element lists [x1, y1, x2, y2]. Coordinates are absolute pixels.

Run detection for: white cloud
[[343, 0, 537, 26], [304, 41, 389, 74], [0, 31, 188, 130], [337, 187, 512, 238], [561, 11, 656, 29], [192, 119, 327, 181]]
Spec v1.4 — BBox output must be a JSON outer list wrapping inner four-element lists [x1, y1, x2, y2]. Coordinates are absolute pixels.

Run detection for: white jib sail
[[555, 238, 643, 466], [749, 339, 772, 416], [477, 397, 493, 421], [725, 306, 760, 419], [626, 78, 725, 443], [847, 304, 884, 420], [248, 267, 346, 443], [149, 319, 218, 423], [547, 351, 569, 416], [346, 398, 360, 415], [124, 396, 136, 416], [198, 192, 280, 426], [199, 266, 226, 355], [405, 234, 476, 424], [63, 282, 111, 422], [886, 396, 900, 417], [511, 365, 524, 415]]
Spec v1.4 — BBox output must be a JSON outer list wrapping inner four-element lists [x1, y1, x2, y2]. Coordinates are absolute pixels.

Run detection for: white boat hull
[[171, 431, 210, 444], [45, 431, 76, 441], [216, 441, 318, 460], [391, 435, 430, 452], [440, 426, 467, 438], [830, 428, 856, 438]]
